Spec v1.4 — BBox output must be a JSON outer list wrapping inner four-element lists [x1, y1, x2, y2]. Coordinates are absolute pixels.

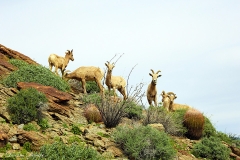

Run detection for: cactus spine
[[183, 108, 205, 140]]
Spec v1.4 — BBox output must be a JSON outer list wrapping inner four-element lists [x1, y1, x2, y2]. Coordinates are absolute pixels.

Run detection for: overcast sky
[[1, 1, 240, 135]]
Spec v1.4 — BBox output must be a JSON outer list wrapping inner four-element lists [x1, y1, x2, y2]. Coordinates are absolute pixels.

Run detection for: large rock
[[17, 82, 72, 103], [0, 44, 38, 65], [17, 130, 49, 151], [0, 44, 38, 76]]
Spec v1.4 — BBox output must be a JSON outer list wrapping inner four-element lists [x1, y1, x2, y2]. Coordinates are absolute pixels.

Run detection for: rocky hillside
[[0, 44, 239, 160]]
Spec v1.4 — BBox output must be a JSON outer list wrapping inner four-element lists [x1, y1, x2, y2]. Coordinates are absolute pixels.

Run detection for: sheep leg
[[49, 63, 53, 72], [119, 87, 127, 100], [54, 65, 59, 75], [154, 96, 158, 107], [81, 79, 87, 94], [95, 79, 104, 96]]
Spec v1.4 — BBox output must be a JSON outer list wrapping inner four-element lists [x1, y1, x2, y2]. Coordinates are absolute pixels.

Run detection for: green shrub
[[7, 88, 47, 124], [82, 93, 102, 104], [84, 104, 103, 123], [38, 118, 50, 130], [9, 59, 29, 68], [113, 125, 176, 160], [183, 109, 205, 140], [68, 136, 82, 144], [0, 143, 12, 153], [23, 142, 32, 152], [23, 123, 38, 131], [28, 141, 104, 160], [124, 101, 143, 120], [192, 136, 231, 160], [2, 154, 16, 160], [202, 116, 217, 138], [143, 106, 187, 136], [3, 59, 70, 91], [86, 81, 101, 93], [70, 124, 82, 135]]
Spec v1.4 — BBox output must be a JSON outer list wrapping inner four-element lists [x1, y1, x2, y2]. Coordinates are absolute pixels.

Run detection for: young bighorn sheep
[[147, 69, 161, 106], [161, 91, 191, 111], [161, 91, 177, 111], [48, 49, 74, 77], [105, 61, 127, 100], [64, 66, 104, 95]]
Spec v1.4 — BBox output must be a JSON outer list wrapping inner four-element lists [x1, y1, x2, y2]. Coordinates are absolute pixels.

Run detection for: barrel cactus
[[183, 108, 205, 140], [84, 104, 103, 123]]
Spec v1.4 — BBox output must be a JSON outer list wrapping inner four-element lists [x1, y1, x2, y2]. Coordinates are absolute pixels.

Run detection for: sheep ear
[[157, 75, 161, 78], [149, 73, 153, 77], [105, 63, 108, 67], [71, 49, 73, 53]]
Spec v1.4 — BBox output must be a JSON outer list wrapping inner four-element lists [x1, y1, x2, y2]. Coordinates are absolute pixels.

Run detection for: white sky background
[[1, 1, 240, 135]]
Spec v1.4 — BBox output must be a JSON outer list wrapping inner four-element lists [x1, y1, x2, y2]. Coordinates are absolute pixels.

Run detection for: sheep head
[[65, 49, 74, 61], [105, 61, 115, 73], [167, 92, 177, 102], [149, 69, 161, 85]]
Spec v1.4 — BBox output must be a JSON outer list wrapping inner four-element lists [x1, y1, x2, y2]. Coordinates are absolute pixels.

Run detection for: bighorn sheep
[[161, 91, 191, 111], [147, 69, 161, 106], [64, 66, 104, 95], [48, 49, 74, 77], [161, 91, 177, 111], [105, 61, 127, 100]]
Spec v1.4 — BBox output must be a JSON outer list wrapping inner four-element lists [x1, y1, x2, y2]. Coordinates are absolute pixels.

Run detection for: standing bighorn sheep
[[48, 49, 74, 77], [105, 61, 127, 100], [161, 91, 177, 111], [147, 69, 161, 106], [64, 66, 104, 95]]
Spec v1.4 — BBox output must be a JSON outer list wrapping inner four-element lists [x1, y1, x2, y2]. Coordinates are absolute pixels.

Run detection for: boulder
[[17, 82, 72, 103]]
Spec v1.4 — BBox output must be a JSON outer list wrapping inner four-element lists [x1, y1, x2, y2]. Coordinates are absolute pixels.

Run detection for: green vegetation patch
[[2, 59, 70, 91], [113, 125, 176, 160], [7, 87, 47, 124], [28, 141, 105, 160]]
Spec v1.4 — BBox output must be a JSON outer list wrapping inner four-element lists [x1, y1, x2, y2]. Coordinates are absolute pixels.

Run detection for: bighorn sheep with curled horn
[[48, 49, 74, 77], [105, 61, 127, 100], [161, 91, 177, 111], [147, 69, 161, 106], [161, 91, 191, 111], [64, 66, 104, 95]]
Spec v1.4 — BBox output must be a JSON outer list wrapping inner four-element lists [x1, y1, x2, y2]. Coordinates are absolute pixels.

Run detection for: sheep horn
[[150, 69, 155, 74], [156, 70, 161, 74]]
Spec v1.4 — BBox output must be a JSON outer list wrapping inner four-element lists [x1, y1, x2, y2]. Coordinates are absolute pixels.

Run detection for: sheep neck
[[106, 70, 112, 87]]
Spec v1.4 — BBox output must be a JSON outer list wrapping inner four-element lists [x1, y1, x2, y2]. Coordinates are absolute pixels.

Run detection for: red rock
[[17, 82, 72, 103]]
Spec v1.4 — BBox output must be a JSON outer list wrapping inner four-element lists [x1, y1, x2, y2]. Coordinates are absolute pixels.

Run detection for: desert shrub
[[28, 141, 105, 160], [98, 97, 139, 128], [3, 59, 70, 91], [82, 93, 102, 104], [84, 104, 103, 123], [143, 106, 187, 136], [70, 124, 82, 135], [9, 59, 29, 68], [113, 125, 176, 160], [38, 118, 50, 130], [86, 81, 101, 93], [7, 88, 47, 124], [183, 109, 205, 140], [192, 136, 231, 160], [0, 143, 12, 153], [68, 136, 82, 144], [2, 154, 16, 160], [23, 123, 38, 131], [124, 101, 143, 120], [23, 142, 32, 152], [202, 116, 217, 138]]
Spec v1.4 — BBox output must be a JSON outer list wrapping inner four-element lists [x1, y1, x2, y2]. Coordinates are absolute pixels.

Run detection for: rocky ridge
[[0, 44, 239, 160]]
